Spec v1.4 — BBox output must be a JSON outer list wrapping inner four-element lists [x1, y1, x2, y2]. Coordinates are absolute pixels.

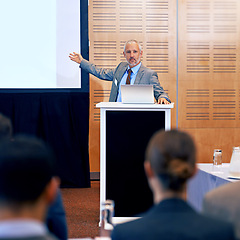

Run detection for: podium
[[97, 102, 174, 224]]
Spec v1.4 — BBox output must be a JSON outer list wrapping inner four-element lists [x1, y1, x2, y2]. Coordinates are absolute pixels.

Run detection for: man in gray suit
[[69, 39, 170, 104], [202, 181, 240, 239]]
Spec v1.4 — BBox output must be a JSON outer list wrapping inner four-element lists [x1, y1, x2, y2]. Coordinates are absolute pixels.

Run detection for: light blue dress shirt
[[0, 220, 48, 238], [116, 63, 142, 102]]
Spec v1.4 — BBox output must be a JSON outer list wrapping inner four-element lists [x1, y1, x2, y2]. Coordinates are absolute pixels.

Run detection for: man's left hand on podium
[[158, 98, 170, 104]]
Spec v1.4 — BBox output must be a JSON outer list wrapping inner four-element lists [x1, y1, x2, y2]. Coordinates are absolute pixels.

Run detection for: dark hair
[[145, 129, 196, 192], [0, 113, 12, 140], [0, 135, 56, 205]]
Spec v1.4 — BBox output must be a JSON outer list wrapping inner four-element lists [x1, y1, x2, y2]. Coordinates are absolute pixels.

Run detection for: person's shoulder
[[139, 64, 157, 76], [111, 218, 146, 240], [139, 63, 152, 71], [117, 62, 128, 68], [113, 62, 128, 74], [205, 181, 240, 202], [111, 214, 235, 240], [112, 217, 145, 233], [195, 208, 233, 228], [197, 214, 235, 238]]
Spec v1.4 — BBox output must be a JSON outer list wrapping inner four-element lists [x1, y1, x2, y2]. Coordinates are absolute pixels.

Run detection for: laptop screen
[[121, 85, 155, 104]]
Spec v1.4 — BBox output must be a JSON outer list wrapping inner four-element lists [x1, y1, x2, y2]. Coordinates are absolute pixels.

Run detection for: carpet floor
[[61, 181, 100, 239]]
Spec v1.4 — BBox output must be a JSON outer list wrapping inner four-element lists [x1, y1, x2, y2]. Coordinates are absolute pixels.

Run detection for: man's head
[[123, 40, 143, 68], [0, 113, 12, 140], [145, 129, 196, 194], [0, 135, 58, 215]]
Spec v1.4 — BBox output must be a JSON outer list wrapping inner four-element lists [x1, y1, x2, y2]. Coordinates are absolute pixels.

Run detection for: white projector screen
[[0, 0, 81, 88]]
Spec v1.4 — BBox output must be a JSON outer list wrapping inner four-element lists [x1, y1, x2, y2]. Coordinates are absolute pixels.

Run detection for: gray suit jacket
[[80, 59, 170, 102], [203, 181, 240, 239]]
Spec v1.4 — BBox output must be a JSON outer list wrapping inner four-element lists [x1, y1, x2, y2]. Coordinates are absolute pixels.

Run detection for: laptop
[[121, 85, 155, 104]]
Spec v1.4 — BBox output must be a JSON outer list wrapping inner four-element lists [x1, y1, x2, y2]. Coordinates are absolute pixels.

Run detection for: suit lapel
[[115, 62, 145, 85], [116, 63, 128, 85], [134, 64, 145, 84]]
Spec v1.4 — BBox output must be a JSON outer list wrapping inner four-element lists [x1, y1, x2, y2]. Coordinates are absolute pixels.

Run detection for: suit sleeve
[[80, 59, 115, 81], [46, 190, 68, 240], [202, 194, 213, 215], [202, 192, 229, 223], [150, 71, 171, 102]]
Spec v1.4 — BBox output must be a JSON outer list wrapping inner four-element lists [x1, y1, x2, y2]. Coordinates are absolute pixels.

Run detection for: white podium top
[[96, 102, 174, 110]]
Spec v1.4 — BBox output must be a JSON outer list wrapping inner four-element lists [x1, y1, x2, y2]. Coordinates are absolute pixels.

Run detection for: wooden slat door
[[88, 0, 177, 172], [178, 0, 240, 163]]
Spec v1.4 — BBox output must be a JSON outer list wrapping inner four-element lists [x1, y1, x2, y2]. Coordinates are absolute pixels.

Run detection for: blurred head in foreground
[[145, 129, 196, 203], [0, 135, 59, 222]]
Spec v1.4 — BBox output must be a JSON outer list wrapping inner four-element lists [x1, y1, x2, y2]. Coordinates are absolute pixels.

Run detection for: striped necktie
[[126, 69, 132, 84]]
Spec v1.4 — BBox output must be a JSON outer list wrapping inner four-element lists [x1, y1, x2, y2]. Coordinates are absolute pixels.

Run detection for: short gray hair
[[124, 40, 142, 53]]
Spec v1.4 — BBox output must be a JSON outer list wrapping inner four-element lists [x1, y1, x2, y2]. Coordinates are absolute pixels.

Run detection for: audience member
[[0, 113, 68, 240], [111, 129, 235, 240], [0, 135, 59, 239], [46, 193, 68, 240], [203, 181, 240, 239]]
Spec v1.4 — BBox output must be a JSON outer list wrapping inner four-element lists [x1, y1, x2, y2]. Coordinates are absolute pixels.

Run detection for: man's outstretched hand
[[69, 52, 83, 64]]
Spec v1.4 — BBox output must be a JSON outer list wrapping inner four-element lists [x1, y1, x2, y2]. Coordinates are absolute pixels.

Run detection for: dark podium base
[[106, 111, 165, 217]]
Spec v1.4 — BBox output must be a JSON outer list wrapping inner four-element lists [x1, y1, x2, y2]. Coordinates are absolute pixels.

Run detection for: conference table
[[187, 163, 239, 212]]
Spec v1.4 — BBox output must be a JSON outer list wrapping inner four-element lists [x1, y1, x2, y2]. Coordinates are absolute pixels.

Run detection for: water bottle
[[213, 149, 222, 166], [100, 200, 114, 238], [229, 147, 240, 178]]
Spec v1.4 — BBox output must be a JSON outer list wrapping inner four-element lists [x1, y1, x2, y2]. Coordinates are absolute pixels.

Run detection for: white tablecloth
[[187, 163, 239, 212]]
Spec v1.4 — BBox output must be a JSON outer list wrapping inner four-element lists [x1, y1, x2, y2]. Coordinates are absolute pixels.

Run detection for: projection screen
[[0, 0, 81, 88]]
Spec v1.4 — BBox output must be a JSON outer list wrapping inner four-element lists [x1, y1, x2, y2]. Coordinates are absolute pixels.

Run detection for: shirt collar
[[0, 219, 48, 238], [128, 62, 142, 75]]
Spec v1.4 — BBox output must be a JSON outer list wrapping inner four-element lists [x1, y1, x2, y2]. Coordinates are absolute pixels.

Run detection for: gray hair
[[124, 40, 142, 53]]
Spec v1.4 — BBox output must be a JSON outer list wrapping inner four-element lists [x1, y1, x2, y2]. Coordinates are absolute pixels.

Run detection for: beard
[[127, 56, 141, 67]]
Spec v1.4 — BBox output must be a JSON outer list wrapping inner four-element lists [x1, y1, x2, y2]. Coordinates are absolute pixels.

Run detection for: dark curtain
[[0, 92, 90, 188]]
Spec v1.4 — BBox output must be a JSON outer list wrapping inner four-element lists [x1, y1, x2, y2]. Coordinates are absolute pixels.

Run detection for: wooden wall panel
[[88, 0, 240, 172], [178, 0, 240, 163], [182, 128, 240, 163], [89, 0, 177, 172]]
